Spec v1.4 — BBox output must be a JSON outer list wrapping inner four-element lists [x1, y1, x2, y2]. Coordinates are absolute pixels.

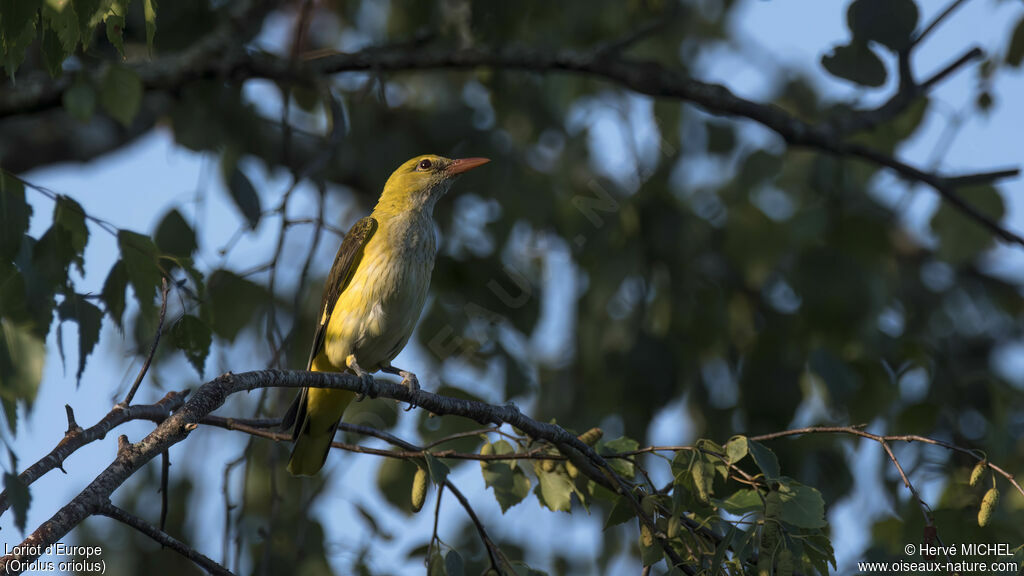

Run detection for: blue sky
[[3, 0, 1022, 574]]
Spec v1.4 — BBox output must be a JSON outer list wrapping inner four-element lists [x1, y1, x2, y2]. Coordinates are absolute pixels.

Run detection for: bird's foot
[[381, 364, 421, 411], [346, 355, 376, 401]]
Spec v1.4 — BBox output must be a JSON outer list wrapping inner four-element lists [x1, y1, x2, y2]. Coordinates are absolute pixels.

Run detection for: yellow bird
[[283, 154, 490, 476]]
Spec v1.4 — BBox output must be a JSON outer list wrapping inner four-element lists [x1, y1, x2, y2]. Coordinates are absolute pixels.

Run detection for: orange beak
[[446, 157, 490, 176]]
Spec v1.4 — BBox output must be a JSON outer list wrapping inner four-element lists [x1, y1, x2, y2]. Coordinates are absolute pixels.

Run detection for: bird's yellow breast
[[317, 210, 437, 372]]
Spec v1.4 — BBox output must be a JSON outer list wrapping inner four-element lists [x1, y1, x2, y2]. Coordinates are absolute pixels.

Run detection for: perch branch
[[0, 370, 684, 574]]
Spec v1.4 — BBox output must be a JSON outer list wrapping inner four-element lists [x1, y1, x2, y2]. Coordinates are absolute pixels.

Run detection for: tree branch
[[750, 425, 1024, 499], [0, 391, 186, 519], [95, 501, 236, 576], [1, 43, 1018, 247], [0, 370, 686, 574]]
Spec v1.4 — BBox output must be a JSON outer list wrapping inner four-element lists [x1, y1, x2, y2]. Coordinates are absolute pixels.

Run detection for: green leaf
[[0, 0, 40, 78], [709, 522, 738, 575], [427, 550, 445, 576], [599, 436, 639, 478], [32, 223, 79, 293], [207, 269, 267, 340], [104, 0, 126, 56], [101, 259, 128, 327], [444, 550, 464, 576], [0, 0, 40, 45], [154, 209, 197, 257], [63, 79, 97, 122], [777, 481, 827, 529], [726, 435, 748, 465], [803, 532, 837, 573], [716, 488, 763, 516], [603, 494, 635, 529], [0, 319, 45, 433], [691, 458, 712, 503], [0, 261, 28, 322], [71, 0, 104, 49], [57, 294, 102, 384], [40, 20, 68, 77], [171, 314, 210, 377], [225, 167, 261, 230], [638, 523, 661, 566], [376, 457, 419, 515], [748, 441, 781, 481], [1008, 16, 1024, 67], [117, 230, 162, 320], [423, 453, 450, 486], [99, 64, 142, 127], [0, 173, 30, 260], [43, 1, 80, 53], [54, 195, 89, 273], [4, 451, 30, 533], [479, 440, 531, 512], [930, 185, 1004, 264], [847, 0, 918, 51], [534, 467, 574, 512], [143, 0, 156, 52], [821, 41, 887, 87]]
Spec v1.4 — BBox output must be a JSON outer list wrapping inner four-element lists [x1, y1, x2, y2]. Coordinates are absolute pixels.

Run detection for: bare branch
[[95, 501, 236, 576], [0, 391, 186, 519]]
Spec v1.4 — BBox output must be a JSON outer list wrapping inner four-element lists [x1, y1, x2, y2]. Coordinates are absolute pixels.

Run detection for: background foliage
[[1, 0, 1023, 574]]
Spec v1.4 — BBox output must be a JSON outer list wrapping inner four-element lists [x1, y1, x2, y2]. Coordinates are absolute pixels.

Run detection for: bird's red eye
[[418, 159, 432, 171]]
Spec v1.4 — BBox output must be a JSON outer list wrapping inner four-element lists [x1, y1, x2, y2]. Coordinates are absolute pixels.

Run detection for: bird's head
[[377, 154, 490, 214]]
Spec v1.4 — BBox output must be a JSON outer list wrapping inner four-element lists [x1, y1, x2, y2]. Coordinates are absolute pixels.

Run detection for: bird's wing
[[304, 215, 379, 371], [281, 216, 378, 436]]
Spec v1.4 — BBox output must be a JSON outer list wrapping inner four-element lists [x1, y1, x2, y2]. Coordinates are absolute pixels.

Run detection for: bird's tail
[[286, 378, 356, 476]]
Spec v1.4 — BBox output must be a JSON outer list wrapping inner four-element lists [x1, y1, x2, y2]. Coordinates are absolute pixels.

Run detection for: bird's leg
[[381, 363, 420, 411], [346, 355, 376, 401], [380, 364, 420, 391]]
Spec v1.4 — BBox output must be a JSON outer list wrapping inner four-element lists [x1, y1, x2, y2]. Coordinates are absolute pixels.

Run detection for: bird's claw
[[401, 372, 420, 392], [400, 372, 420, 412]]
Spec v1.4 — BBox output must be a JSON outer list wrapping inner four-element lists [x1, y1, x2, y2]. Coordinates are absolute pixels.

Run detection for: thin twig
[[121, 277, 171, 407], [159, 450, 170, 532], [750, 426, 1024, 498], [912, 0, 971, 48], [444, 480, 502, 571], [919, 46, 984, 92], [944, 168, 1021, 188]]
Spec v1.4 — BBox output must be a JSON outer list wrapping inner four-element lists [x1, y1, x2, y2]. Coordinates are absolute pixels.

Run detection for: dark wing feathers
[[304, 216, 378, 371], [281, 216, 378, 436]]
